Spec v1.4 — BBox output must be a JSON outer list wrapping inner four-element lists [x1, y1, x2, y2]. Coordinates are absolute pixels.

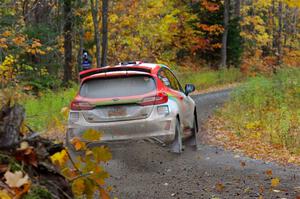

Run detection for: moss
[[23, 186, 53, 199]]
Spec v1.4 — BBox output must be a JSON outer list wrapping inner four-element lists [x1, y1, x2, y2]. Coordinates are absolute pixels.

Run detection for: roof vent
[[119, 61, 143, 65]]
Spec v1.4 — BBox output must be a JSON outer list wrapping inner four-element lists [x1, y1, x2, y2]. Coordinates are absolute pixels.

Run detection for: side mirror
[[185, 84, 195, 96]]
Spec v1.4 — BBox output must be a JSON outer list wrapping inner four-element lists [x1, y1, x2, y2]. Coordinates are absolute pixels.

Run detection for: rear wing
[[79, 66, 151, 80]]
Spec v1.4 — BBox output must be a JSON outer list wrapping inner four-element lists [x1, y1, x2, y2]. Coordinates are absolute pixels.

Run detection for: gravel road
[[105, 89, 300, 199]]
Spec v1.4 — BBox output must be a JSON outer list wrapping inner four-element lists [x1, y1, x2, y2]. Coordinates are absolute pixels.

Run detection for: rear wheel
[[170, 118, 183, 154]]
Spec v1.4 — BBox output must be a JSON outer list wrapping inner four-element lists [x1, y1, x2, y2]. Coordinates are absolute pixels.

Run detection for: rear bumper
[[66, 114, 176, 143]]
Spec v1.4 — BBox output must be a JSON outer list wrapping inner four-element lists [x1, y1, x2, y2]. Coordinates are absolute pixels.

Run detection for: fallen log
[[0, 101, 73, 199]]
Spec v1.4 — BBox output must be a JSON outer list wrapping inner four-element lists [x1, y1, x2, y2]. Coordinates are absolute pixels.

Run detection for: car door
[[158, 68, 193, 129]]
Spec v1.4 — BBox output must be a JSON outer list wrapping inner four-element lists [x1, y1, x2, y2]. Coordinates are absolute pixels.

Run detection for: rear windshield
[[80, 75, 156, 98]]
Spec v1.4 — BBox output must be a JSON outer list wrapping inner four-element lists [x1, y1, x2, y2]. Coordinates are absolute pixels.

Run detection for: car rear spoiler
[[79, 66, 151, 80]]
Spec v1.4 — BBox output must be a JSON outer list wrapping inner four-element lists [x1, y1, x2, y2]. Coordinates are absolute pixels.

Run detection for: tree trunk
[[63, 0, 73, 83], [90, 0, 101, 68], [234, 0, 241, 18], [220, 0, 229, 68], [101, 0, 108, 67], [272, 0, 277, 51], [76, 27, 84, 81], [0, 103, 24, 149], [277, 0, 283, 64]]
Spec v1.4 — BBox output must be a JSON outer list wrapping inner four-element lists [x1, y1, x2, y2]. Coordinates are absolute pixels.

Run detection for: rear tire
[[170, 118, 183, 154]]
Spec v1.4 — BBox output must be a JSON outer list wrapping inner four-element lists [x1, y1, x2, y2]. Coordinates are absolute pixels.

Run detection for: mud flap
[[185, 117, 199, 150], [170, 121, 183, 153]]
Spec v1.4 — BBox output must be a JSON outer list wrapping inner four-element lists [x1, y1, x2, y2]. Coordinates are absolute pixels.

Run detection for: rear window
[[80, 75, 156, 98]]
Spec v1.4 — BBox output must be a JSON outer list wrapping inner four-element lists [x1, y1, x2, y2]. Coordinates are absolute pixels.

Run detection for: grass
[[22, 86, 78, 132], [218, 68, 300, 154], [178, 68, 244, 90]]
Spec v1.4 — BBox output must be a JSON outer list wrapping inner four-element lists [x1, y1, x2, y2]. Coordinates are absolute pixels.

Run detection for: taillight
[[70, 101, 94, 110], [140, 92, 168, 106]]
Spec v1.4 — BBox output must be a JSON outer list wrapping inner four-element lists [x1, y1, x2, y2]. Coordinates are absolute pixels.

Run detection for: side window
[[158, 68, 182, 91], [158, 69, 171, 88]]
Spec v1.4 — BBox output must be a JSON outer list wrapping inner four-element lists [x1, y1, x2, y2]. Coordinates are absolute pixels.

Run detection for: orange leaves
[[15, 141, 38, 167], [204, 116, 300, 166], [1, 30, 12, 37], [192, 37, 222, 52], [72, 178, 85, 196], [100, 188, 110, 199], [25, 39, 46, 55], [0, 38, 8, 49], [84, 31, 93, 41], [2, 170, 31, 198], [71, 137, 86, 151], [12, 36, 26, 46], [198, 24, 224, 35], [201, 0, 220, 12], [265, 169, 273, 176]]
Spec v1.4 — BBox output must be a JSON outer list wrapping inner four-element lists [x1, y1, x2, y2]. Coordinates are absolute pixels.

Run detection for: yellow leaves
[[61, 106, 70, 119], [215, 182, 225, 192], [0, 190, 12, 199], [46, 46, 53, 52], [285, 0, 300, 8], [72, 179, 85, 196], [84, 31, 93, 41], [109, 14, 119, 23], [245, 121, 261, 130], [4, 171, 30, 188], [50, 149, 68, 166], [92, 146, 112, 163], [271, 178, 280, 187], [52, 128, 112, 199], [0, 55, 16, 86], [241, 15, 271, 46], [82, 129, 102, 141]]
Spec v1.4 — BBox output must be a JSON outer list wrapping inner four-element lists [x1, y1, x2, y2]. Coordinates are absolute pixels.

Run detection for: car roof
[[79, 62, 167, 82]]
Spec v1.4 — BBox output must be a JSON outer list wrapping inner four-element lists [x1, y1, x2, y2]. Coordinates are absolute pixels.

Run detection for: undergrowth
[[22, 85, 78, 132], [218, 68, 300, 154], [179, 68, 244, 90]]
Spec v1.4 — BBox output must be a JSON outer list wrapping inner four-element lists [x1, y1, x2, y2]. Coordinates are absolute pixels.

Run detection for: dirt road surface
[[105, 89, 300, 199]]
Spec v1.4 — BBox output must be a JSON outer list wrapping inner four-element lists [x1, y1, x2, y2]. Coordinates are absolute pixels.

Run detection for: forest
[[0, 0, 300, 198], [0, 0, 299, 87]]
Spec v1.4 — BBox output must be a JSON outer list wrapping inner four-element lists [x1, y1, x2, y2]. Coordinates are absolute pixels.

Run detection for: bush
[[220, 68, 300, 153]]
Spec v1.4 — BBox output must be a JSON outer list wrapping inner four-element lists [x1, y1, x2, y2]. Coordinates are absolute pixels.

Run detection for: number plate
[[108, 107, 127, 117]]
